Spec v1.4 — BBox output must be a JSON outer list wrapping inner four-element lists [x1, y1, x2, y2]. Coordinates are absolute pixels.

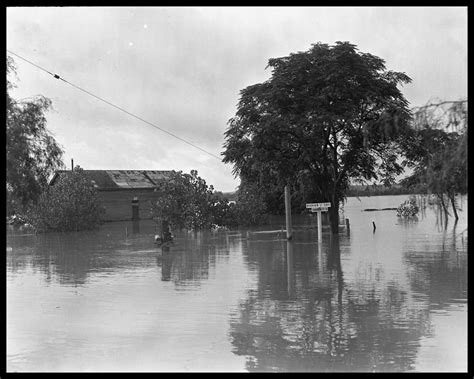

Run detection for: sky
[[6, 7, 467, 192]]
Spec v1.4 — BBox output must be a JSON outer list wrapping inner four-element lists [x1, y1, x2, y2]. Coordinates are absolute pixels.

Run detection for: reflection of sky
[[342, 195, 467, 292], [226, 195, 467, 372], [414, 304, 467, 372], [341, 195, 467, 372]]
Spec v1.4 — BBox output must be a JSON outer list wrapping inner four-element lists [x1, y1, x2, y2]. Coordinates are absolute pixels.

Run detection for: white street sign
[[306, 202, 331, 208]]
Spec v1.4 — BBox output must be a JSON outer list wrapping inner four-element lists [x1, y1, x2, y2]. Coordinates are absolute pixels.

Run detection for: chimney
[[71, 158, 74, 171]]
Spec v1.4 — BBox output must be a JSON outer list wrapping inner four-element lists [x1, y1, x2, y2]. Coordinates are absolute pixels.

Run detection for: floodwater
[[6, 195, 467, 372]]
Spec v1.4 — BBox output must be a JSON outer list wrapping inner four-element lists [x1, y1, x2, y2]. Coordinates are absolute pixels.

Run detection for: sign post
[[284, 185, 292, 240], [317, 209, 322, 242], [306, 202, 331, 241]]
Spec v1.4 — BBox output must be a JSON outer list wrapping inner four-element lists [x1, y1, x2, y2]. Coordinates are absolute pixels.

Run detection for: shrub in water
[[396, 198, 419, 219], [150, 170, 238, 230], [28, 166, 104, 232]]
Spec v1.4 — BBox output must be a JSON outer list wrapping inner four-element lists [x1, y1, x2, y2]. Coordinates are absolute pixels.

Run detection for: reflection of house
[[49, 170, 173, 221]]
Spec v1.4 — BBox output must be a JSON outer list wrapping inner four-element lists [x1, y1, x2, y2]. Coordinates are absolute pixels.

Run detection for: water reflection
[[132, 220, 140, 235], [156, 245, 170, 281], [7, 223, 233, 289], [7, 223, 160, 286], [157, 231, 232, 288], [328, 235, 343, 306], [228, 203, 467, 372], [286, 242, 294, 298]]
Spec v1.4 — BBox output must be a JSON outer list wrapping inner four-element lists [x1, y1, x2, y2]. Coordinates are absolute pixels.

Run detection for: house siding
[[49, 170, 173, 222], [98, 189, 160, 221]]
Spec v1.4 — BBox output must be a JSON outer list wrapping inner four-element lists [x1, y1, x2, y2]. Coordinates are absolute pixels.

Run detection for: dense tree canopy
[[7, 56, 64, 214], [223, 42, 413, 233]]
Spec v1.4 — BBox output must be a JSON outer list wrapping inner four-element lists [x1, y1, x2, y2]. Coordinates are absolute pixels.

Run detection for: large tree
[[223, 41, 413, 233], [7, 56, 64, 214]]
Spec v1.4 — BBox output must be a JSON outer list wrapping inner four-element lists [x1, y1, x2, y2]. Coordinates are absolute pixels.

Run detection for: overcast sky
[[7, 6, 467, 192]]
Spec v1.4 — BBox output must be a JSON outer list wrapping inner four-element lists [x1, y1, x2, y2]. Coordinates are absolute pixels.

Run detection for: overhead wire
[[7, 49, 223, 161], [11, 50, 466, 161]]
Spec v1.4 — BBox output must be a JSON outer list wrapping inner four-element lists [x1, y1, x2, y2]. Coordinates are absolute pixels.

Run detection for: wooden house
[[49, 170, 173, 221]]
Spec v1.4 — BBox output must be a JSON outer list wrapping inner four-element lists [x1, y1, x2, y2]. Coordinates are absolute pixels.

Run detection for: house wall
[[98, 189, 160, 221]]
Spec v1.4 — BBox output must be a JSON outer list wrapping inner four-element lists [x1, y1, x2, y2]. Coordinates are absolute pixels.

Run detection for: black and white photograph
[[6, 6, 467, 373]]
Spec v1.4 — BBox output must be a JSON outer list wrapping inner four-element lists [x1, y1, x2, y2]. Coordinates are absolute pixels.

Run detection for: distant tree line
[[346, 184, 422, 197], [225, 183, 429, 200]]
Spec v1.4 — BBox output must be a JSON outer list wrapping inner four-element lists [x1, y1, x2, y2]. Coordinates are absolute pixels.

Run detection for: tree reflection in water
[[158, 245, 173, 281], [7, 222, 230, 289], [227, 231, 462, 372], [154, 230, 231, 287]]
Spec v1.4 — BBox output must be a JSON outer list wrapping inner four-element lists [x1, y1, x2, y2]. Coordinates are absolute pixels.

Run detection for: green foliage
[[223, 41, 413, 233], [7, 57, 64, 214], [150, 170, 237, 230], [28, 166, 105, 232]]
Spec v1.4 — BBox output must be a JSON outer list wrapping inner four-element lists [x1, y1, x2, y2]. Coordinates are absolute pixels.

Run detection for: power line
[[7, 49, 223, 161]]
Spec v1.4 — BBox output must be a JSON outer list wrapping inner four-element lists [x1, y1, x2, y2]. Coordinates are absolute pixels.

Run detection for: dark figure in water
[[155, 220, 174, 245], [372, 221, 376, 233], [161, 220, 173, 243], [159, 245, 173, 281]]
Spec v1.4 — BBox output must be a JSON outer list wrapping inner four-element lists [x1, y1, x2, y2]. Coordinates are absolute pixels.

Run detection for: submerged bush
[[150, 170, 238, 230], [396, 198, 419, 219], [28, 166, 104, 232]]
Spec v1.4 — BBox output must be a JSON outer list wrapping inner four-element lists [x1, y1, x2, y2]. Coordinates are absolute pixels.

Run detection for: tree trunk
[[329, 196, 339, 234]]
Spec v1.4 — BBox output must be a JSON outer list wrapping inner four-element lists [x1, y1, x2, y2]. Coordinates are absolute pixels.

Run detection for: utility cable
[[7, 49, 223, 161]]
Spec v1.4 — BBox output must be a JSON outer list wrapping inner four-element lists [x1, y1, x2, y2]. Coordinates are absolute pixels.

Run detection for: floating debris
[[362, 208, 397, 212]]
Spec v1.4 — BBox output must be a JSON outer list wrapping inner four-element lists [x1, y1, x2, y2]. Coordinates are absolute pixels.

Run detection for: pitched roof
[[49, 170, 173, 190]]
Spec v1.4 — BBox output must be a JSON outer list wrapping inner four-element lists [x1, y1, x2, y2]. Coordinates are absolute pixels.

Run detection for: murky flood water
[[7, 195, 467, 372]]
